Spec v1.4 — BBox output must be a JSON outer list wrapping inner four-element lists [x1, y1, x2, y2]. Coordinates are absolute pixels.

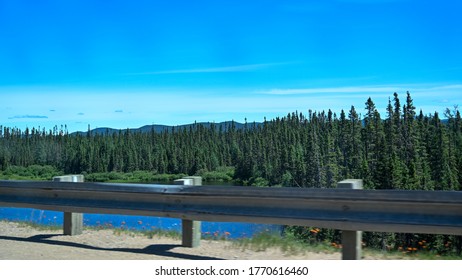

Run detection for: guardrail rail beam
[[1, 176, 462, 260]]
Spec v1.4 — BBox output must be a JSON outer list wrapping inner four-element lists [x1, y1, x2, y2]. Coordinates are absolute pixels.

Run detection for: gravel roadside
[[0, 221, 341, 260]]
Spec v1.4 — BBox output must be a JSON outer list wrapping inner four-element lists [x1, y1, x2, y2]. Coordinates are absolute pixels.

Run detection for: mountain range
[[72, 121, 261, 136]]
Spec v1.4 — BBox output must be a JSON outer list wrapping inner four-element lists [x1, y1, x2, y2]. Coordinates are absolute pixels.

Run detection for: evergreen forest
[[1, 92, 461, 256]]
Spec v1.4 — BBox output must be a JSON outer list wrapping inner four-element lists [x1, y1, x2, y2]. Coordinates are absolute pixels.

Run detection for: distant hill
[[71, 118, 450, 136], [71, 121, 261, 136]]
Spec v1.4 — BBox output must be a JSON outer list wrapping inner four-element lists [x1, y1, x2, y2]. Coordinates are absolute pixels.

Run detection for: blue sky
[[1, 0, 461, 132]]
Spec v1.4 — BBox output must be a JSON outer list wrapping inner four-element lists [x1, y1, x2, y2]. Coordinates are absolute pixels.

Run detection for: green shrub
[[0, 165, 61, 180]]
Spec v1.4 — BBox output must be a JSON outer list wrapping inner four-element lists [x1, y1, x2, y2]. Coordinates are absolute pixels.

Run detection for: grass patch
[[141, 228, 181, 239], [111, 227, 181, 240], [8, 220, 62, 231], [362, 247, 462, 260], [232, 231, 339, 256]]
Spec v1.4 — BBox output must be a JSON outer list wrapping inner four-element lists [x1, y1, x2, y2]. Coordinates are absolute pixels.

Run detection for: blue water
[[0, 207, 282, 239]]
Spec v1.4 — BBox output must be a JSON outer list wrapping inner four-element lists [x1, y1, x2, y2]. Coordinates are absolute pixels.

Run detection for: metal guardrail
[[1, 178, 462, 259]]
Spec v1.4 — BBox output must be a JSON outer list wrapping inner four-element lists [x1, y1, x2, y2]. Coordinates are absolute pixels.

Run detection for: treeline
[[1, 92, 461, 191], [1, 92, 461, 255]]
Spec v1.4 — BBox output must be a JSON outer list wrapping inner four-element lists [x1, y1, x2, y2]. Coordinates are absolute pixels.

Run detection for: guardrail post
[[338, 179, 363, 260], [174, 176, 202, 248], [53, 175, 84, 236]]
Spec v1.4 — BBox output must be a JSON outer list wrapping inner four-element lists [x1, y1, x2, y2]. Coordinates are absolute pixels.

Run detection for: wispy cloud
[[256, 84, 462, 95], [77, 112, 85, 116], [336, 0, 405, 3], [115, 109, 123, 113], [256, 86, 400, 95], [8, 115, 48, 119], [429, 84, 462, 90], [123, 62, 291, 76]]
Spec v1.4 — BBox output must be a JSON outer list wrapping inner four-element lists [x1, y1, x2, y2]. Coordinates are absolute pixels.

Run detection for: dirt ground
[[0, 220, 343, 260]]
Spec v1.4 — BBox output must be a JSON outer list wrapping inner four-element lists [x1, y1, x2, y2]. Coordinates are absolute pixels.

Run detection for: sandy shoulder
[[0, 221, 342, 260]]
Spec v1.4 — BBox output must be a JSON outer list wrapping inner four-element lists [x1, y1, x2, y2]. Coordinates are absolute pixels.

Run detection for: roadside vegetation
[[0, 165, 63, 181]]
